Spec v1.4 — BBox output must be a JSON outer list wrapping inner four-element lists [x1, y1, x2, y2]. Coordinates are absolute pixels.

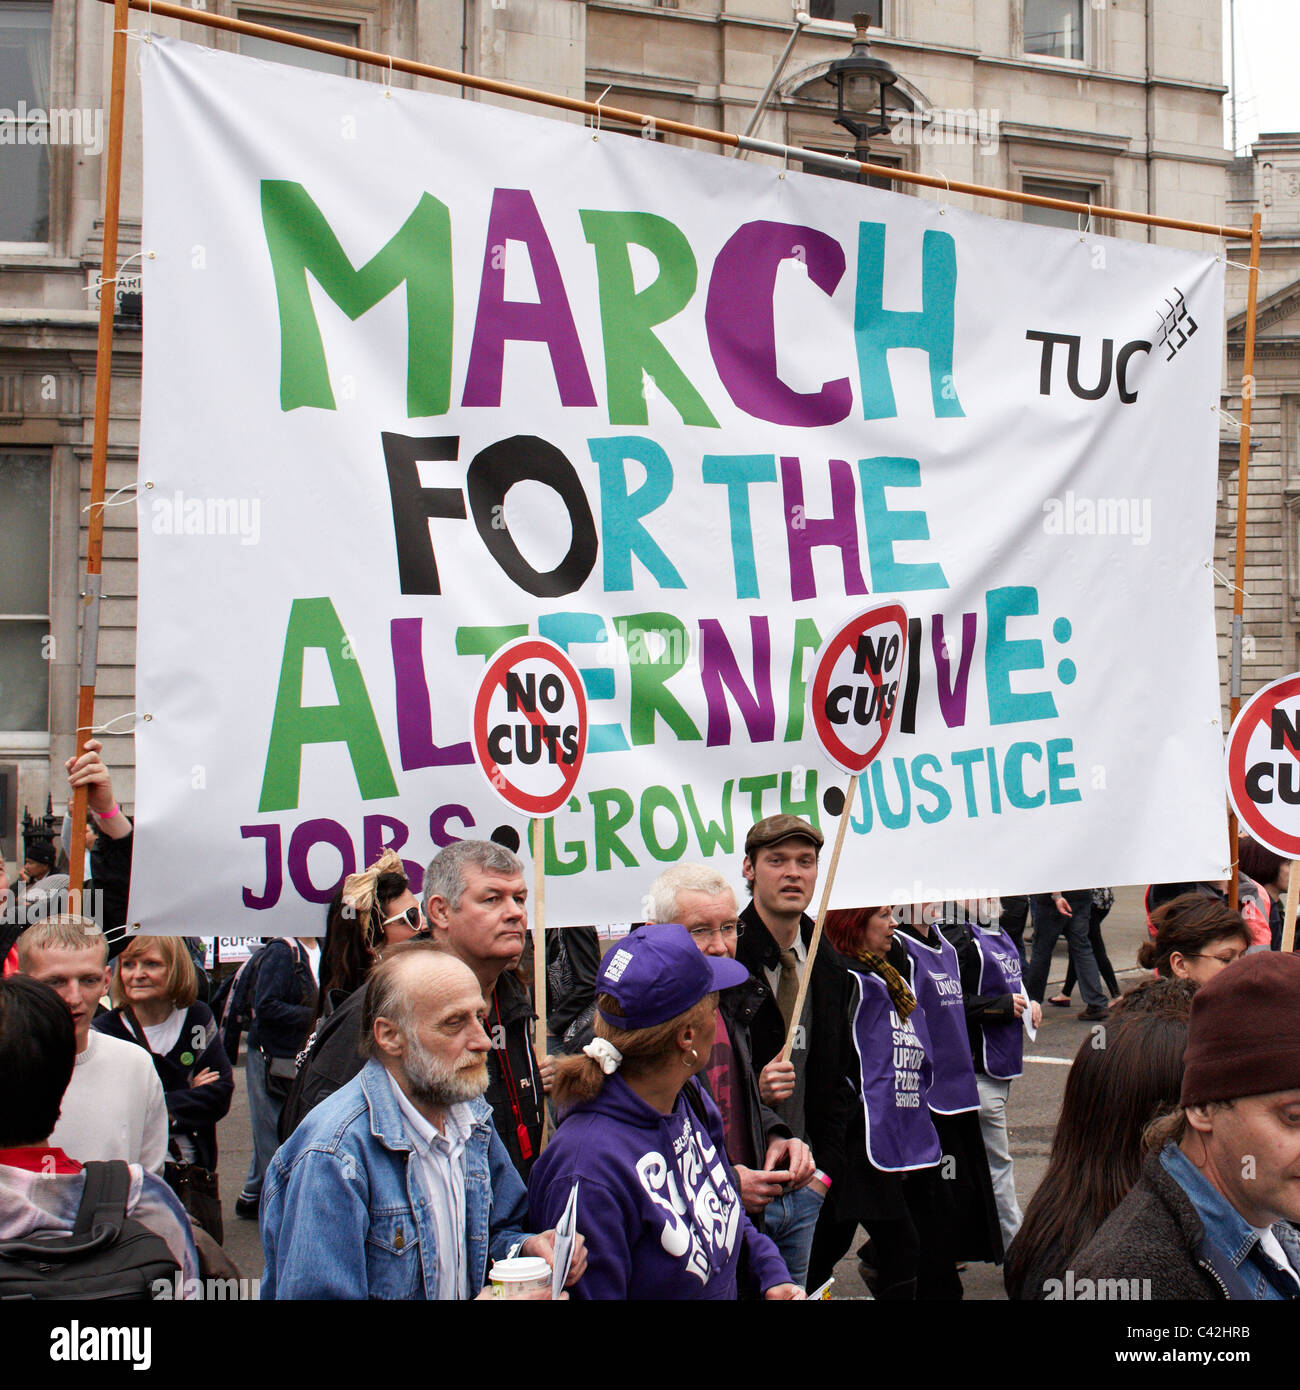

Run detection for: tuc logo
[[1225, 673, 1300, 857], [471, 637, 588, 816]]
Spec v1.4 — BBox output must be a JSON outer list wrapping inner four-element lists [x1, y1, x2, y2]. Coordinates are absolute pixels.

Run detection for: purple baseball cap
[[596, 924, 750, 1030]]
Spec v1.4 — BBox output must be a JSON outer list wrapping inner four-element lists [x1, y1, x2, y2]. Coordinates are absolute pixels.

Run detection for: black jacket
[[278, 983, 367, 1142], [735, 902, 857, 1215], [247, 940, 317, 1059], [91, 829, 134, 961], [95, 1003, 234, 1171], [546, 926, 600, 1048], [485, 970, 545, 1180], [277, 967, 545, 1181], [937, 910, 1017, 1077], [699, 973, 792, 1178]]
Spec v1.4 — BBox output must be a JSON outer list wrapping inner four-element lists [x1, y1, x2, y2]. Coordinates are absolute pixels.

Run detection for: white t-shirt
[[300, 941, 321, 987], [49, 1032, 169, 1174], [142, 1007, 186, 1057]]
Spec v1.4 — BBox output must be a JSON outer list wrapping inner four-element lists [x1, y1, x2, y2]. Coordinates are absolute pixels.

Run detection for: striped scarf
[[851, 949, 917, 1021]]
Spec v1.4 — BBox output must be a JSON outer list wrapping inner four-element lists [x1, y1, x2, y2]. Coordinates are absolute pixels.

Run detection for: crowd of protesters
[[2, 739, 1300, 1302]]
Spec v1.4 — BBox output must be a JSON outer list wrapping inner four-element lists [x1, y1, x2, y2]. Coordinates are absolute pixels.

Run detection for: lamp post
[[824, 11, 899, 173]]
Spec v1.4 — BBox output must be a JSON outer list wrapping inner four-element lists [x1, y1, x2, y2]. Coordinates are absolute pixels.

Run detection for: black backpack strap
[[73, 1161, 130, 1240], [121, 1007, 154, 1053]]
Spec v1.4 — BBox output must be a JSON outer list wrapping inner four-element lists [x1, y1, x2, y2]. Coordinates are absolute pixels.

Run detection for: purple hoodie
[[528, 1074, 790, 1299]]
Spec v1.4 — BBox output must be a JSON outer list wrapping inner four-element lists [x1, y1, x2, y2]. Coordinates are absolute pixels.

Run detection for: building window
[[1024, 0, 1084, 62], [808, 0, 883, 26], [0, 2, 52, 245], [238, 13, 360, 78], [0, 454, 51, 733], [1022, 178, 1095, 230]]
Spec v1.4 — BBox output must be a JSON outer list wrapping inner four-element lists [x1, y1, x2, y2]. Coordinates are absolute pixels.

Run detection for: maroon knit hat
[[1180, 951, 1300, 1108]]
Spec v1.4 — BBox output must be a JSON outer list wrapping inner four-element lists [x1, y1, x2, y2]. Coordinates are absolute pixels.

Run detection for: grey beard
[[401, 1034, 490, 1108]]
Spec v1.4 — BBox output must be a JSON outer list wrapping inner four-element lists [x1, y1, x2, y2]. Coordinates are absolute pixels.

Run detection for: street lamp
[[825, 11, 899, 158]]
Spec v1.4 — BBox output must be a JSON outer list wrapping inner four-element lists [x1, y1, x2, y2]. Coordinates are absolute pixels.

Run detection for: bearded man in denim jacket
[[261, 943, 585, 1299]]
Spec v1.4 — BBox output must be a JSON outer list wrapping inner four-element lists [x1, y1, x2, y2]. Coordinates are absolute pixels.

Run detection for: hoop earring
[[683, 1048, 698, 1067]]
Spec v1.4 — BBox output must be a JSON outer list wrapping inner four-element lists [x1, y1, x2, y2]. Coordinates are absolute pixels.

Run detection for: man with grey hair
[[281, 840, 547, 1181], [261, 943, 585, 1299], [423, 839, 546, 1178], [647, 863, 822, 1288]]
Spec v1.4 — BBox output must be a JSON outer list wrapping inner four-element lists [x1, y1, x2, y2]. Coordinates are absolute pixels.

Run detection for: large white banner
[[134, 38, 1228, 934]]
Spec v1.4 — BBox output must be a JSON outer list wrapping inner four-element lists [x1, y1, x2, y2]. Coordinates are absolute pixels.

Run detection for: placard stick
[[1282, 871, 1297, 955], [780, 773, 858, 1064], [531, 816, 548, 1055], [531, 816, 552, 1149]]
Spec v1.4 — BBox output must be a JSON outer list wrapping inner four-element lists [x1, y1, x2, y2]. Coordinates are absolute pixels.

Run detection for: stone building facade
[[1222, 134, 1300, 707], [0, 0, 1231, 864]]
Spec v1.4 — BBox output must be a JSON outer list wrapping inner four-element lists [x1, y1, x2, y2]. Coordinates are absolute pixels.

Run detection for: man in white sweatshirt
[[17, 916, 167, 1173]]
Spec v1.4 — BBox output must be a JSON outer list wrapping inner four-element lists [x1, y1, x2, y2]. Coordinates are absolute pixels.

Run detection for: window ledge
[[0, 733, 52, 751]]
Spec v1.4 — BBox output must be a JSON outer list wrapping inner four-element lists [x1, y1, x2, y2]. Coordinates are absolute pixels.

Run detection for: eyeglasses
[[686, 923, 743, 943], [382, 905, 426, 933], [1187, 950, 1245, 967]]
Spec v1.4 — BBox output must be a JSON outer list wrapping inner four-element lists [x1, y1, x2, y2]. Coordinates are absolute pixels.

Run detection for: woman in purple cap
[[528, 924, 805, 1300]]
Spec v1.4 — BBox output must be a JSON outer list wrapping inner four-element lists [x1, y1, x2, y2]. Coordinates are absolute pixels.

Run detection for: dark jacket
[[276, 967, 545, 1181], [247, 940, 317, 1059], [698, 973, 792, 1200], [937, 910, 1017, 1077], [1070, 1152, 1246, 1300], [485, 970, 545, 1180], [735, 902, 856, 1216], [94, 1002, 234, 1171], [91, 829, 134, 961], [546, 926, 600, 1048], [278, 983, 368, 1143]]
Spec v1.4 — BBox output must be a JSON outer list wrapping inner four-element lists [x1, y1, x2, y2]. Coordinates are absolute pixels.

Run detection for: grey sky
[[1224, 0, 1300, 152]]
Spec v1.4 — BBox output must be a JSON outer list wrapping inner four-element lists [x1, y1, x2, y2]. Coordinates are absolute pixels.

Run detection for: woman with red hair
[[808, 905, 953, 1298]]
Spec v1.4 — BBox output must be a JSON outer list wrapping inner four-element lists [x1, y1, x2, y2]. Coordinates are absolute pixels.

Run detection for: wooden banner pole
[[780, 773, 858, 1064], [1281, 875, 1297, 955], [1226, 211, 1262, 913], [69, 0, 131, 908], [531, 816, 551, 1149]]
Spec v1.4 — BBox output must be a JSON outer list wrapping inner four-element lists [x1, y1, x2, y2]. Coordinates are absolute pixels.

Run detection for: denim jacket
[[1160, 1144, 1300, 1301], [261, 1060, 533, 1299]]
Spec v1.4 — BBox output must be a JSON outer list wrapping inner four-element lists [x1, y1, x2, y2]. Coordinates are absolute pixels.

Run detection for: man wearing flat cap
[[1071, 952, 1300, 1299], [734, 814, 859, 1290]]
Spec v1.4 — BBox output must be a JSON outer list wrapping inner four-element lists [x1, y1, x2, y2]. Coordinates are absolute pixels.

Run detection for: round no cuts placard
[[809, 604, 909, 774], [472, 638, 589, 816], [1225, 672, 1300, 857]]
